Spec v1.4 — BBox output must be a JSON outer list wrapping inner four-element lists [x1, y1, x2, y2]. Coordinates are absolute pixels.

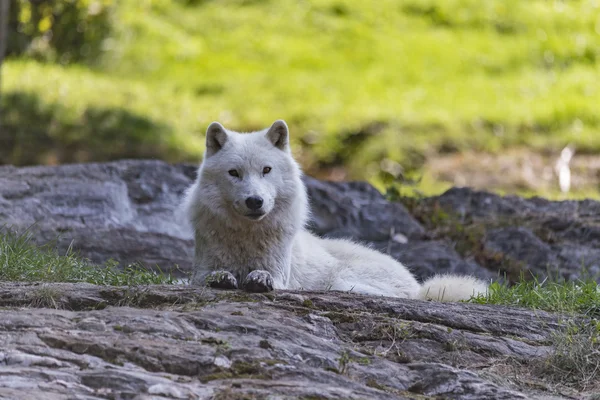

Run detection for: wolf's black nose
[[245, 196, 264, 210]]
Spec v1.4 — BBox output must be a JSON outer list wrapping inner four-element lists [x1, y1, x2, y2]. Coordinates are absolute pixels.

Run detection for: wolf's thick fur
[[183, 120, 488, 301]]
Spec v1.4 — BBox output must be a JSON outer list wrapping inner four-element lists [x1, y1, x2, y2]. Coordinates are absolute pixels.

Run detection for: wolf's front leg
[[193, 269, 238, 289], [242, 270, 274, 293]]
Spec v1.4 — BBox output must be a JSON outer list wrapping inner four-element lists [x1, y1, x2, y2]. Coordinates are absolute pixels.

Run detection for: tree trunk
[[0, 0, 7, 63], [0, 0, 9, 128]]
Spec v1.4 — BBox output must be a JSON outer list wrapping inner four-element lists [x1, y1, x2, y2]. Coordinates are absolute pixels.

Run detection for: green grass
[[473, 276, 600, 389], [3, 224, 598, 315], [475, 277, 600, 390], [2, 0, 600, 195], [472, 278, 600, 319], [0, 229, 179, 285], [537, 320, 600, 390]]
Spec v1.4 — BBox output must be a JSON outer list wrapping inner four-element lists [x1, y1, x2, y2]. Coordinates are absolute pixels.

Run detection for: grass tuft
[[471, 276, 600, 318], [472, 276, 600, 390], [0, 229, 179, 286], [535, 320, 600, 390], [28, 286, 64, 309]]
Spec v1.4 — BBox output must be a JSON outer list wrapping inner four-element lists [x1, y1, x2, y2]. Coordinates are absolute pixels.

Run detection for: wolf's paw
[[205, 270, 238, 289], [243, 270, 274, 293]]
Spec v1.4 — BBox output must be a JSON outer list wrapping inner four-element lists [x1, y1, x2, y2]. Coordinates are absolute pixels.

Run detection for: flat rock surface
[[0, 283, 576, 399], [5, 159, 598, 283]]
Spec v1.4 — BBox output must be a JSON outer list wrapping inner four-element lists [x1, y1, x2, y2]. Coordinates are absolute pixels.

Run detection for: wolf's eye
[[228, 169, 239, 178], [263, 167, 272, 175]]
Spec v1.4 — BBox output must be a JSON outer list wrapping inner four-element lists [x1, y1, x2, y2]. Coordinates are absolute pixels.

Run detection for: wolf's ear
[[205, 122, 228, 157], [265, 120, 289, 151]]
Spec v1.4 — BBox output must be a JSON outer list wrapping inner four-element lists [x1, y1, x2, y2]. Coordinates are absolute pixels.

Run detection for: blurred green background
[[1, 0, 599, 198]]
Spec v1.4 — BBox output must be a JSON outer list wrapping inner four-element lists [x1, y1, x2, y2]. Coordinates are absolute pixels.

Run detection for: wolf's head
[[196, 120, 305, 223]]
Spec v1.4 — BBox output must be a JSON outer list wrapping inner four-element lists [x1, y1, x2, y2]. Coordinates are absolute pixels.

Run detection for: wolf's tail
[[417, 274, 489, 302]]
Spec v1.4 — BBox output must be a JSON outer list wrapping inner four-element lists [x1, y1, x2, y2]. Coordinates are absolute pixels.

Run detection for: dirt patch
[[425, 149, 600, 198]]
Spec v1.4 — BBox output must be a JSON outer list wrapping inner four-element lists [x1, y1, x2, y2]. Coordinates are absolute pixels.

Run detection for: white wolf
[[183, 120, 488, 301]]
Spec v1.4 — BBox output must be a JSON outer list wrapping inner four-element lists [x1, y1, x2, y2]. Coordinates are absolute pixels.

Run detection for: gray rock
[[2, 160, 599, 283], [304, 176, 425, 241], [371, 239, 497, 281], [0, 160, 470, 282], [0, 283, 566, 399], [0, 161, 195, 278], [1, 161, 598, 399], [483, 227, 560, 278], [411, 186, 600, 282]]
